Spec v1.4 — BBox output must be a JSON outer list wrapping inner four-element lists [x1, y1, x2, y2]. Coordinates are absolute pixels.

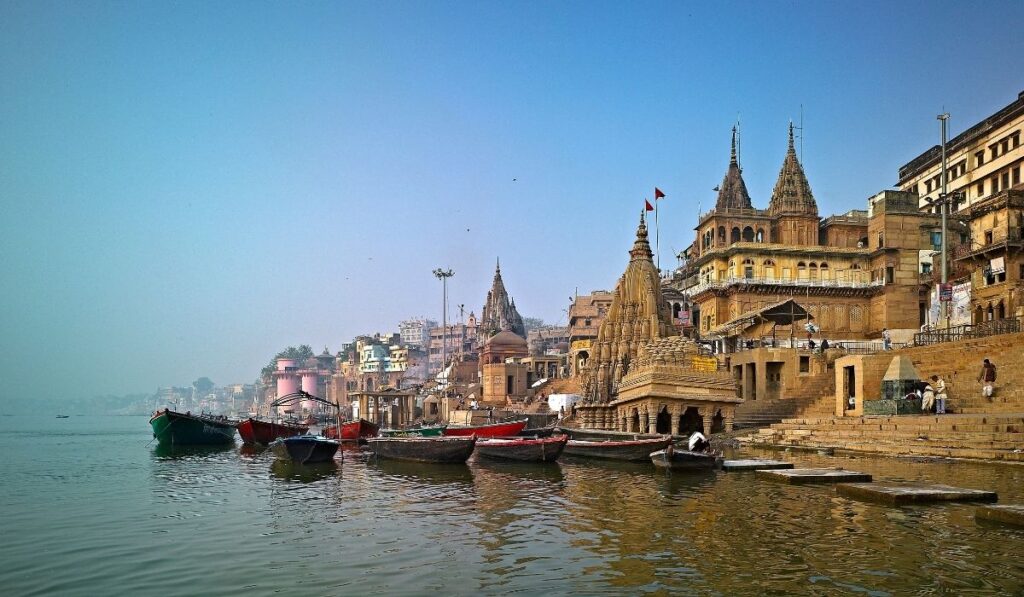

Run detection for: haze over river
[[2, 416, 1023, 595]]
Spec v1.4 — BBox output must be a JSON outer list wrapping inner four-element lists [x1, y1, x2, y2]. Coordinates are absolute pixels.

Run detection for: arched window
[[808, 262, 818, 280], [797, 261, 807, 280], [742, 226, 754, 242], [742, 258, 754, 279], [819, 262, 829, 280], [763, 259, 776, 280], [756, 228, 765, 243], [718, 226, 726, 244], [731, 227, 741, 243]]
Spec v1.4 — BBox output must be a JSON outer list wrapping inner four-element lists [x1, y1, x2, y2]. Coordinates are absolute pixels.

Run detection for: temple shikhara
[[577, 213, 740, 433], [479, 259, 526, 338]]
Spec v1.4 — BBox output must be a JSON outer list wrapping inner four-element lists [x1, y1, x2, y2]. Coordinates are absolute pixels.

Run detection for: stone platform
[[976, 505, 1024, 526], [837, 483, 998, 505], [721, 459, 793, 471], [756, 468, 872, 484]]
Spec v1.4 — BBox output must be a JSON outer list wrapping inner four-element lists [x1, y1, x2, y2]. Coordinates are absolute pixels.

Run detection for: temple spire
[[730, 125, 738, 165], [788, 121, 795, 153], [714, 127, 753, 211]]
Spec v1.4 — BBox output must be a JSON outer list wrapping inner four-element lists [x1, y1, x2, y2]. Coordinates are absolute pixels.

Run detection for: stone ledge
[[837, 483, 998, 505], [976, 505, 1024, 526], [756, 468, 871, 484]]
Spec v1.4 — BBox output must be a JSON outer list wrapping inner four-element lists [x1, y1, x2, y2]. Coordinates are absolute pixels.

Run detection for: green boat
[[149, 408, 237, 445], [378, 424, 446, 437]]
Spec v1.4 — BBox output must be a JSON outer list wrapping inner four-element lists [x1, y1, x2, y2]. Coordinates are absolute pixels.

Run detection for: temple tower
[[480, 258, 526, 338], [769, 123, 820, 245]]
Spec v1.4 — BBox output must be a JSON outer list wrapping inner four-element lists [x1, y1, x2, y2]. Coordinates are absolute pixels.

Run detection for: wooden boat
[[650, 447, 720, 470], [366, 436, 476, 463], [323, 419, 380, 442], [149, 408, 237, 445], [562, 436, 673, 462], [379, 425, 447, 437], [443, 419, 528, 438], [516, 424, 557, 438], [270, 435, 341, 464], [55, 415, 70, 419], [475, 434, 568, 462], [236, 418, 308, 445], [556, 427, 665, 441]]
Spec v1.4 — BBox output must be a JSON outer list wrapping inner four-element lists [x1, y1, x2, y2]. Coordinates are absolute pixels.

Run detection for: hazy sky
[[2, 1, 1022, 403]]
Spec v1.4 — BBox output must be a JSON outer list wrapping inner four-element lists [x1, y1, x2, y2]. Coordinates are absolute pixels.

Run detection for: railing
[[686, 275, 881, 297], [913, 317, 1021, 346], [954, 229, 1023, 260], [742, 337, 890, 354]]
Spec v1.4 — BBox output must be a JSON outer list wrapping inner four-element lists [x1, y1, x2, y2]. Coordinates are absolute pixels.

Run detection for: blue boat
[[270, 435, 341, 464]]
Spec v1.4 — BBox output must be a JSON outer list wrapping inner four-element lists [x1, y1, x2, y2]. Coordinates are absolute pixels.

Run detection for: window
[[931, 231, 942, 250], [878, 232, 884, 248], [993, 176, 999, 193], [885, 266, 894, 284], [922, 262, 932, 274], [799, 356, 810, 373], [985, 230, 993, 244], [1014, 166, 1021, 186], [977, 181, 985, 197], [976, 151, 985, 167], [1003, 172, 1011, 190], [991, 146, 998, 160]]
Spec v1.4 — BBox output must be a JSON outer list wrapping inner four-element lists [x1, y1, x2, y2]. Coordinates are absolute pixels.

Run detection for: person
[[808, 339, 816, 350], [882, 328, 892, 351], [688, 431, 710, 453], [921, 381, 935, 413], [978, 359, 997, 398], [470, 398, 478, 410], [933, 375, 948, 414], [820, 338, 830, 351]]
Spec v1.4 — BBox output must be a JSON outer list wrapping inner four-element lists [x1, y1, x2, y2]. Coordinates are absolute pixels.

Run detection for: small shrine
[[862, 355, 923, 415]]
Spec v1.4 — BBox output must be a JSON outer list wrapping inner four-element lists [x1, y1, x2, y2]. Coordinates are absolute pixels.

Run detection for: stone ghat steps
[[904, 334, 1024, 414], [758, 429, 1024, 451], [755, 435, 1024, 462], [734, 371, 836, 429]]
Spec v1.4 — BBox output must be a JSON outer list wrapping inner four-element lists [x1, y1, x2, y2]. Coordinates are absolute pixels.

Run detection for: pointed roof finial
[[496, 256, 500, 273], [788, 120, 795, 153], [730, 125, 738, 165]]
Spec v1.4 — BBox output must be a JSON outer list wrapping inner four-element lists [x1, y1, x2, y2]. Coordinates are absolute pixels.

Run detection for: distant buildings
[[568, 290, 612, 376], [399, 318, 437, 350]]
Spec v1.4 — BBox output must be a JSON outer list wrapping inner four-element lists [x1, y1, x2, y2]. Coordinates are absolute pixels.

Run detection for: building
[[954, 187, 1024, 321], [898, 90, 1023, 214], [526, 325, 569, 356], [567, 290, 613, 376], [479, 259, 526, 338], [675, 126, 943, 347], [399, 318, 437, 350], [427, 313, 479, 374], [479, 330, 531, 406], [575, 213, 739, 432]]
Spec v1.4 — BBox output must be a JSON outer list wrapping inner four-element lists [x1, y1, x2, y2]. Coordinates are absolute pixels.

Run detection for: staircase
[[734, 369, 836, 428], [743, 332, 1024, 461]]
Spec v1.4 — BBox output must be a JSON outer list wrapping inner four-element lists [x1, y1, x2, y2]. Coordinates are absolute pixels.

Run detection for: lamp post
[[432, 268, 454, 391], [937, 113, 950, 329]]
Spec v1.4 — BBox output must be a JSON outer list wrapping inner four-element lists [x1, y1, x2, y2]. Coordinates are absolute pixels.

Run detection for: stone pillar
[[699, 406, 713, 436], [723, 406, 735, 433], [647, 406, 658, 435], [670, 405, 682, 436], [640, 410, 649, 434]]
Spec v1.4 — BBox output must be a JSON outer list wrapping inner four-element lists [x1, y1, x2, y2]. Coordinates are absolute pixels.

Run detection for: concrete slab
[[838, 483, 998, 506], [721, 459, 794, 471], [756, 468, 872, 485], [976, 505, 1024, 526]]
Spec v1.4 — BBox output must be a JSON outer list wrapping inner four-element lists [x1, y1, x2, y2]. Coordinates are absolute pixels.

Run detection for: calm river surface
[[2, 416, 1024, 596]]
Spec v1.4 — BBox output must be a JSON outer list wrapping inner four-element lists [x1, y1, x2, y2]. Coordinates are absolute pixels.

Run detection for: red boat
[[323, 419, 381, 442], [442, 419, 528, 438], [236, 418, 309, 445]]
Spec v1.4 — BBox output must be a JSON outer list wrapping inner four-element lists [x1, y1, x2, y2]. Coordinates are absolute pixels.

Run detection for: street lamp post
[[938, 113, 950, 328], [432, 268, 454, 392]]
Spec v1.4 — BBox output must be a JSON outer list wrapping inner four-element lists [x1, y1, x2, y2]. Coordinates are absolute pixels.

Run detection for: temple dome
[[768, 123, 818, 217], [485, 329, 528, 349]]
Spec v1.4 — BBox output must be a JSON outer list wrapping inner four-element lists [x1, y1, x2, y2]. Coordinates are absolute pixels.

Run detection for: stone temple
[[577, 212, 741, 433], [479, 259, 526, 338]]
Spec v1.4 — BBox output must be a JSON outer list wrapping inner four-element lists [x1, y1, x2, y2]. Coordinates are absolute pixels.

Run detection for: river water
[[2, 415, 1023, 596]]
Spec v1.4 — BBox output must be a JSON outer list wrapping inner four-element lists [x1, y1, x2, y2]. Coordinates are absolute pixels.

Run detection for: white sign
[[991, 256, 1005, 275]]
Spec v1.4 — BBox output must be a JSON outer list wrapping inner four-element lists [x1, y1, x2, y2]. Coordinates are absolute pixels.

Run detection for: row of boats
[[148, 408, 719, 470]]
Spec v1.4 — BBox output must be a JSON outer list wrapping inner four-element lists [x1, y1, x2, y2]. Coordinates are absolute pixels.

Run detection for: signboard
[[939, 283, 953, 302], [570, 339, 592, 351], [691, 356, 719, 372], [680, 311, 691, 325], [991, 256, 1006, 275]]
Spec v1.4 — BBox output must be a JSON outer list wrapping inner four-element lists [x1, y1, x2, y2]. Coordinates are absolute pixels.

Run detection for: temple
[[479, 259, 526, 338]]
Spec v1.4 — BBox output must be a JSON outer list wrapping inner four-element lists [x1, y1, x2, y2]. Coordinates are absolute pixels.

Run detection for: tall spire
[[630, 211, 653, 261], [715, 127, 753, 211], [481, 258, 525, 338], [769, 122, 818, 217], [496, 256, 500, 273]]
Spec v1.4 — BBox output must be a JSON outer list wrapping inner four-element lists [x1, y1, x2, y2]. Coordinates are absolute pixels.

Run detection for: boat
[[149, 408, 237, 445], [442, 419, 528, 438], [55, 415, 70, 419], [323, 419, 380, 442], [475, 434, 568, 462], [366, 436, 476, 463], [649, 447, 720, 470], [378, 424, 447, 437], [236, 418, 308, 445], [270, 435, 341, 464], [562, 436, 673, 462], [556, 427, 665, 441], [516, 424, 557, 438]]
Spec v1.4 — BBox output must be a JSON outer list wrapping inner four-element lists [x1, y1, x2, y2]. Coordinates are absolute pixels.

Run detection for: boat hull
[[563, 437, 673, 462], [150, 409, 236, 445], [650, 448, 720, 470], [367, 436, 476, 463], [475, 435, 568, 462], [237, 418, 308, 445], [442, 419, 528, 438], [324, 419, 381, 442], [270, 436, 341, 464], [379, 425, 446, 437]]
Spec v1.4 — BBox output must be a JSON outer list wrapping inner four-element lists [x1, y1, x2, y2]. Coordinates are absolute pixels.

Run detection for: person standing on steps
[[978, 359, 997, 398], [921, 380, 936, 413], [882, 328, 892, 351], [932, 375, 947, 414]]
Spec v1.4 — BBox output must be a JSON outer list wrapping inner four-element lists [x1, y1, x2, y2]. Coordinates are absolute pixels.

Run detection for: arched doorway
[[656, 406, 671, 434], [997, 301, 1006, 320], [630, 408, 640, 433], [711, 410, 724, 433], [679, 407, 702, 435], [975, 305, 984, 324]]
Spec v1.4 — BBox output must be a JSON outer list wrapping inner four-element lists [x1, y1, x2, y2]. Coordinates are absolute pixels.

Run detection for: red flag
[[654, 187, 666, 199], [645, 199, 654, 211]]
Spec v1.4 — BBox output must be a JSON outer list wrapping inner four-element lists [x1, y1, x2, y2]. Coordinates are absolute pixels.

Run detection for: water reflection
[[269, 459, 339, 483], [367, 458, 475, 486], [238, 443, 268, 458], [152, 442, 235, 460], [471, 459, 565, 484]]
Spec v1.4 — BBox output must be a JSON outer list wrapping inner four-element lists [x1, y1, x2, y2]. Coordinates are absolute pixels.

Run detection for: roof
[[708, 299, 813, 337], [485, 329, 528, 348], [715, 127, 754, 211], [768, 123, 818, 217]]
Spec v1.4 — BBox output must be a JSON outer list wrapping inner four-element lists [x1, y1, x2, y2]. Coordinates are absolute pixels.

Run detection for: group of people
[[904, 358, 998, 414]]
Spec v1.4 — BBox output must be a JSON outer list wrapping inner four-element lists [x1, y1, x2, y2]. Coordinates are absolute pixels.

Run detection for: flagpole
[[655, 197, 660, 273]]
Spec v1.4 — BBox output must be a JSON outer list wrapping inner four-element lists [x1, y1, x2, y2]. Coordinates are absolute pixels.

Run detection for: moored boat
[[442, 419, 528, 438], [150, 408, 237, 446], [237, 418, 308, 445], [323, 419, 381, 442], [366, 436, 476, 463], [378, 425, 447, 437], [649, 447, 720, 470], [270, 435, 341, 464], [475, 434, 568, 462], [516, 424, 557, 438], [562, 436, 672, 462]]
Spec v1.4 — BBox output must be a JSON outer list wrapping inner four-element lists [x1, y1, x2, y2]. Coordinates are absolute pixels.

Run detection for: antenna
[[736, 114, 742, 170], [794, 104, 804, 164]]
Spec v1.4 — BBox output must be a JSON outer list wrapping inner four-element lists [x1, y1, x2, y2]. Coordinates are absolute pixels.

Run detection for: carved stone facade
[[480, 259, 526, 338]]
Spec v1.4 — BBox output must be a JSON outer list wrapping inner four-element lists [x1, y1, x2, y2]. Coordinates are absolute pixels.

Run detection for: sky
[[2, 0, 1023, 403]]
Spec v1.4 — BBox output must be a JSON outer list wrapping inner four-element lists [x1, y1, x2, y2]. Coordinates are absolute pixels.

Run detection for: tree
[[192, 377, 215, 397], [260, 345, 317, 379]]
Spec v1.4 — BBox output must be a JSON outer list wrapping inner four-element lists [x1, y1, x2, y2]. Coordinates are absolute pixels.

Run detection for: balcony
[[954, 228, 1023, 261], [685, 275, 882, 297]]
